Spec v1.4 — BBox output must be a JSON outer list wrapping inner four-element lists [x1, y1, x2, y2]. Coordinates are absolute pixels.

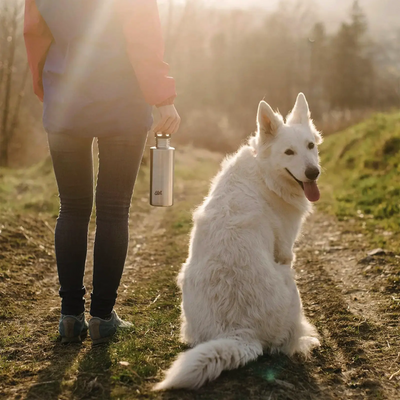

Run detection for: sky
[[215, 0, 372, 15], [158, 0, 400, 35], [216, 0, 278, 9], [158, 0, 400, 34]]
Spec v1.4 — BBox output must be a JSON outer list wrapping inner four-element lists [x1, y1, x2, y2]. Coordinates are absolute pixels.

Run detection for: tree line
[[164, 0, 399, 151], [0, 0, 399, 165]]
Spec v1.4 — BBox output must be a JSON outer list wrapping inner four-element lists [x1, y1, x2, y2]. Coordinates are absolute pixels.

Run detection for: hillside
[[319, 112, 400, 249]]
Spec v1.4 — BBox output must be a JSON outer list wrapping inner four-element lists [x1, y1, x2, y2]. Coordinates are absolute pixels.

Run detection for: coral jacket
[[23, 0, 176, 107]]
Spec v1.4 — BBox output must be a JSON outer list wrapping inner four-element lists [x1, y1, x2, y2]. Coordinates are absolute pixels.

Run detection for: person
[[24, 0, 181, 345]]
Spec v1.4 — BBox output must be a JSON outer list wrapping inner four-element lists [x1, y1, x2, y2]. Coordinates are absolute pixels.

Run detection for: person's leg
[[47, 133, 94, 316], [91, 131, 148, 319]]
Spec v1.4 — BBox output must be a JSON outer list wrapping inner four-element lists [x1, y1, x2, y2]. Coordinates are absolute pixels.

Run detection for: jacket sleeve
[[23, 0, 53, 102], [115, 0, 177, 107]]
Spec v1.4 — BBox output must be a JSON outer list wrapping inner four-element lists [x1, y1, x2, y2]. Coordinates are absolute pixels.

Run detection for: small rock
[[119, 361, 130, 366], [367, 248, 386, 256], [326, 246, 344, 253]]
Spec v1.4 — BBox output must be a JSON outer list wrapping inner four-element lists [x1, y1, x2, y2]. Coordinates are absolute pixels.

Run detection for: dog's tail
[[153, 336, 263, 391]]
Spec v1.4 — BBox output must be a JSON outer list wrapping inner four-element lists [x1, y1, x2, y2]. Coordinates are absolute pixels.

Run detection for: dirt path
[[294, 212, 400, 399], [1, 150, 399, 399]]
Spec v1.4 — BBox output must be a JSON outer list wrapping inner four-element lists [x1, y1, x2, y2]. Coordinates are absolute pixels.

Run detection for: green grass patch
[[318, 112, 400, 250]]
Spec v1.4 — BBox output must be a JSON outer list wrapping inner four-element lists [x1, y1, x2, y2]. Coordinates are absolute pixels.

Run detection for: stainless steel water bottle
[[150, 133, 174, 207]]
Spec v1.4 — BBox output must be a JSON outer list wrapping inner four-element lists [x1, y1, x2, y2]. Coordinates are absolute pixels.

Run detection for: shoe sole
[[91, 334, 114, 346], [61, 330, 88, 344]]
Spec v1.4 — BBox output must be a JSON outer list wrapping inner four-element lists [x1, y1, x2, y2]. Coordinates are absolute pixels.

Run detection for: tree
[[0, 0, 29, 167], [327, 0, 375, 110], [308, 22, 328, 119]]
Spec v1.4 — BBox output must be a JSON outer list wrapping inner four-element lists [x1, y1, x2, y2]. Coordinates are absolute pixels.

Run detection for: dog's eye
[[284, 149, 294, 155], [308, 142, 315, 149]]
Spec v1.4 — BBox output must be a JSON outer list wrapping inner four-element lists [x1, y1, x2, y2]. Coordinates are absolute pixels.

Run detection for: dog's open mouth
[[285, 168, 320, 202]]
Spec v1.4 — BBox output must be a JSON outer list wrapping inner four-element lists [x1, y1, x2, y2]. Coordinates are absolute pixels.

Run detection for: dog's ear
[[286, 93, 310, 125], [287, 93, 323, 143], [257, 101, 283, 136]]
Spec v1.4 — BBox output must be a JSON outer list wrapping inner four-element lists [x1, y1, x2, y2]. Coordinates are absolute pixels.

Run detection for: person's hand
[[153, 104, 181, 135]]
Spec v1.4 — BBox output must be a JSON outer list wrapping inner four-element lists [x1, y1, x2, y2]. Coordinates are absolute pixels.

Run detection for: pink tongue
[[303, 181, 320, 202]]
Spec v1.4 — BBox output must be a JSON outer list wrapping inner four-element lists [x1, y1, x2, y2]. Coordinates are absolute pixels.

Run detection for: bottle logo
[[154, 190, 163, 195]]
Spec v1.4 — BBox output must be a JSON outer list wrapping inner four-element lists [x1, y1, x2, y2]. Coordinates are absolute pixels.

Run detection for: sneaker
[[89, 310, 133, 345], [59, 313, 88, 344]]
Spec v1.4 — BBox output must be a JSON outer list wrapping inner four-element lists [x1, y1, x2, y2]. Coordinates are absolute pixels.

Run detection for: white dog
[[154, 93, 322, 391]]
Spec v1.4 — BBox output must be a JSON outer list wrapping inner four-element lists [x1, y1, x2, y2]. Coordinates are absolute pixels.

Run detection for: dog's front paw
[[297, 336, 320, 357], [274, 245, 295, 266]]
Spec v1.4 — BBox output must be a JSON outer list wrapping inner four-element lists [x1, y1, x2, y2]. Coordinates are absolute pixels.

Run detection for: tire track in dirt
[[0, 216, 65, 399], [296, 212, 400, 399]]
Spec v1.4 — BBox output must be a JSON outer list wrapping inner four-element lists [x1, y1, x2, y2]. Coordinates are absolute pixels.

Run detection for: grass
[[317, 112, 400, 312], [318, 112, 400, 250], [0, 156, 59, 216]]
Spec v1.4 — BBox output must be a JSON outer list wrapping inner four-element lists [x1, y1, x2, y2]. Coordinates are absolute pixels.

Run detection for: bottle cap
[[155, 133, 171, 149], [155, 132, 171, 139]]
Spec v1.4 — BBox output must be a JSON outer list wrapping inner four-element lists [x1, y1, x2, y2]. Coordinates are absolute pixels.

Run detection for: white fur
[[153, 93, 322, 391]]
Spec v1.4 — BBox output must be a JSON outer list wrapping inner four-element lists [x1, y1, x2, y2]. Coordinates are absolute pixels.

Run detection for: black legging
[[48, 131, 148, 318]]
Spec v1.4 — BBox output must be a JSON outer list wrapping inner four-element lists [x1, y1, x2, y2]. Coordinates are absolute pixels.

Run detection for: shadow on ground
[[73, 343, 113, 400], [24, 340, 82, 400], [23, 337, 113, 400], [158, 352, 332, 400]]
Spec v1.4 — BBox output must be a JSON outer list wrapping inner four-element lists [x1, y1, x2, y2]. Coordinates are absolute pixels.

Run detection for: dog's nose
[[305, 167, 320, 181]]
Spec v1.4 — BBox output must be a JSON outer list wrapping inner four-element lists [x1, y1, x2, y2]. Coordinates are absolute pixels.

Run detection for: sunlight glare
[[56, 2, 113, 128]]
